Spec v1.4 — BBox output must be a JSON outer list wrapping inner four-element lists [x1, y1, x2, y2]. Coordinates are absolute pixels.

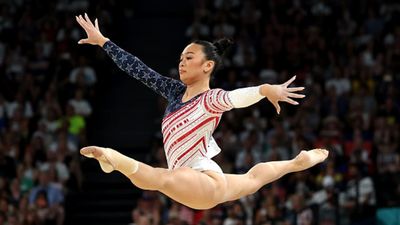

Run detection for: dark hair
[[192, 38, 233, 76]]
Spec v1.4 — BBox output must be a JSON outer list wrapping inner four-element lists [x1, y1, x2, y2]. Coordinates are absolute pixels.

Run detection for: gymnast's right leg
[[80, 146, 227, 210]]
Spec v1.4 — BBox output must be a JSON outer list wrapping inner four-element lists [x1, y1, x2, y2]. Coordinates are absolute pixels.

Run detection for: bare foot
[[292, 149, 329, 172], [80, 146, 116, 173]]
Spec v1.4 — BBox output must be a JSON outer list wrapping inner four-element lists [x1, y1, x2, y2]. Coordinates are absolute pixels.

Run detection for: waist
[[173, 156, 223, 174]]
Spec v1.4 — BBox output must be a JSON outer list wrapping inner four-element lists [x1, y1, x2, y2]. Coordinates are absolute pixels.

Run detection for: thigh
[[155, 167, 228, 209], [223, 173, 260, 202]]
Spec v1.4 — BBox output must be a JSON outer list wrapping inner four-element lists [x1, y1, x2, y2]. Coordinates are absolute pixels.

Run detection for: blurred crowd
[[135, 0, 400, 225], [0, 0, 399, 225], [0, 0, 113, 224]]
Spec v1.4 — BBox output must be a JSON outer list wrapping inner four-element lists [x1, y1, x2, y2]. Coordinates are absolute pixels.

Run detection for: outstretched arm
[[75, 13, 184, 99], [203, 76, 304, 115], [229, 76, 305, 114]]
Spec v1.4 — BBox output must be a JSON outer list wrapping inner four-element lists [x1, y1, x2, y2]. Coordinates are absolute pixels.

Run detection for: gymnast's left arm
[[204, 76, 304, 114], [228, 75, 305, 114]]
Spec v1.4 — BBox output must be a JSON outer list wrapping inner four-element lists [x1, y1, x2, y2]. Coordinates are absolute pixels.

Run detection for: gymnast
[[75, 13, 328, 210]]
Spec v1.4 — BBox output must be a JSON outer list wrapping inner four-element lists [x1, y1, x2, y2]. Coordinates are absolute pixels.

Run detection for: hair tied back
[[213, 38, 233, 56]]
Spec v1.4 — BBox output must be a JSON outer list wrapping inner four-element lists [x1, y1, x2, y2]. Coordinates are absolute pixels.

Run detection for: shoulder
[[207, 88, 226, 93], [203, 88, 228, 98], [167, 83, 185, 101]]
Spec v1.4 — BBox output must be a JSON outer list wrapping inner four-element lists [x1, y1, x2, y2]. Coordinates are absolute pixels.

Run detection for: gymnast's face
[[179, 43, 214, 85]]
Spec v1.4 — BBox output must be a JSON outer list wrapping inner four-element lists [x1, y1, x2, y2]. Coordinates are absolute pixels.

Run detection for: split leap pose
[[75, 13, 328, 210]]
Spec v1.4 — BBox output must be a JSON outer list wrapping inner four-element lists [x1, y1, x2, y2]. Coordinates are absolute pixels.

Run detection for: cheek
[[189, 60, 204, 70], [186, 60, 201, 70]]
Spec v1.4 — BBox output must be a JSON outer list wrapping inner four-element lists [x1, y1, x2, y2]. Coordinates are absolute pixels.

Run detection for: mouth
[[179, 70, 186, 74]]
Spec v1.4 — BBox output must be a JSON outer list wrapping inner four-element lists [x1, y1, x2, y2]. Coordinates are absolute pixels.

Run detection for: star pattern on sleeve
[[142, 71, 151, 81], [159, 79, 167, 89], [135, 63, 146, 73], [120, 54, 128, 63], [102, 40, 185, 102], [125, 63, 135, 75], [104, 43, 113, 52]]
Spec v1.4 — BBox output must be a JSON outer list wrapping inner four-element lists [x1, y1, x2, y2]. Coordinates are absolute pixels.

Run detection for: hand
[[260, 76, 305, 114], [75, 13, 109, 46]]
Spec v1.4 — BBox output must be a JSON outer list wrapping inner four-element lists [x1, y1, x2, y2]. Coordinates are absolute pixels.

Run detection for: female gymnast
[[75, 13, 328, 210]]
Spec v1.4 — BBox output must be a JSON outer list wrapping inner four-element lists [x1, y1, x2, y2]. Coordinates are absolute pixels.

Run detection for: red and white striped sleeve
[[202, 89, 234, 114], [203, 86, 265, 114]]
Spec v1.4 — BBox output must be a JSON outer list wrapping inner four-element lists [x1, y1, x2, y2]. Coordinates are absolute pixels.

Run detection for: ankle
[[111, 150, 139, 176], [290, 158, 304, 172]]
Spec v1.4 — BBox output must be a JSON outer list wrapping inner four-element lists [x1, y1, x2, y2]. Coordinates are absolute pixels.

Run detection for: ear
[[203, 60, 215, 74]]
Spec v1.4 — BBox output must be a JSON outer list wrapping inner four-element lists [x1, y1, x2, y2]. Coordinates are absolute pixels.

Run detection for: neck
[[183, 79, 210, 101]]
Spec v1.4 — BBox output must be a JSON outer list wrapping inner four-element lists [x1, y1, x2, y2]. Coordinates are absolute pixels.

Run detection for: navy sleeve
[[103, 41, 185, 100]]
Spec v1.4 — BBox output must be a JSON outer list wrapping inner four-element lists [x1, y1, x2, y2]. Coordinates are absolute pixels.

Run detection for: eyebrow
[[180, 52, 195, 56]]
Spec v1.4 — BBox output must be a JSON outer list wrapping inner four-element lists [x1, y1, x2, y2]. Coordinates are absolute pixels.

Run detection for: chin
[[179, 75, 185, 82], [179, 75, 191, 85], [179, 73, 199, 85], [180, 78, 190, 85]]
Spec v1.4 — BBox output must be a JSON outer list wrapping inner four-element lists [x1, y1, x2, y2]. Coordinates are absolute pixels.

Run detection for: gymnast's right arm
[[75, 13, 184, 99], [101, 40, 184, 99]]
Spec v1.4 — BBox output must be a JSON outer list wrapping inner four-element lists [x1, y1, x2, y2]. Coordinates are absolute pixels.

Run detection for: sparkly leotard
[[103, 41, 235, 173]]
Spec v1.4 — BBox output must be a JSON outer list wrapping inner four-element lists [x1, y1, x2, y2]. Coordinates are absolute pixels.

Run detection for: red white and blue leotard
[[161, 89, 233, 170], [103, 41, 263, 173]]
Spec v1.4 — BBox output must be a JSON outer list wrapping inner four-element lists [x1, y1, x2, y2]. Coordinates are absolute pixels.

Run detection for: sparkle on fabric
[[103, 41, 234, 170]]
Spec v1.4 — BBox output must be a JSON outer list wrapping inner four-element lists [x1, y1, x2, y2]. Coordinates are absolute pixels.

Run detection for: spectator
[[29, 168, 65, 225], [68, 56, 97, 87], [68, 89, 92, 117], [339, 164, 376, 224], [1, 1, 400, 224]]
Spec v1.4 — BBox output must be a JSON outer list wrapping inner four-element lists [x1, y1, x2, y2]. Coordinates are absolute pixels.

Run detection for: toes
[[80, 147, 94, 157], [80, 146, 115, 173], [315, 148, 329, 161], [80, 146, 102, 158], [318, 148, 329, 156]]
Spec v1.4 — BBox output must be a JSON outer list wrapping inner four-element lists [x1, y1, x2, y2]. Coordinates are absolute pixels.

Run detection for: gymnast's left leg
[[222, 149, 329, 202]]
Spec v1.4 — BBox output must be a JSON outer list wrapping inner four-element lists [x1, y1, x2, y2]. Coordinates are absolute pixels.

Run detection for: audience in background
[[142, 0, 400, 224], [0, 0, 98, 224], [0, 0, 399, 225]]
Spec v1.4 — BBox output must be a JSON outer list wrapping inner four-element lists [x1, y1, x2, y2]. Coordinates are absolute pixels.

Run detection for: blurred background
[[0, 0, 399, 225]]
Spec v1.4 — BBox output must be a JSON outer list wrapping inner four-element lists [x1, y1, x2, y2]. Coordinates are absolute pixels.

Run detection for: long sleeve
[[227, 86, 265, 108], [103, 41, 185, 100], [202, 86, 265, 114], [202, 89, 234, 114]]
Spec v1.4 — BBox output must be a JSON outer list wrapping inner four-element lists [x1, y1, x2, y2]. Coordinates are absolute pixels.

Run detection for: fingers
[[84, 13, 95, 27], [75, 15, 90, 32], [76, 13, 94, 30], [273, 102, 281, 114], [287, 92, 305, 98], [79, 14, 92, 29], [78, 38, 89, 44], [287, 86, 304, 92], [75, 13, 106, 46], [95, 18, 99, 30], [284, 98, 299, 105], [75, 15, 87, 30], [282, 75, 296, 87]]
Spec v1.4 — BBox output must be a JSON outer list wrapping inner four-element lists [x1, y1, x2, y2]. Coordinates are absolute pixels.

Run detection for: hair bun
[[213, 38, 233, 56]]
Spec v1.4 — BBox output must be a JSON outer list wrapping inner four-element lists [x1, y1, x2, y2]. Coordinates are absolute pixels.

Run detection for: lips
[[179, 70, 186, 74]]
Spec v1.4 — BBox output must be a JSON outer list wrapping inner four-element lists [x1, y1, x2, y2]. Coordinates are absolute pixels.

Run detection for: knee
[[244, 171, 261, 195], [159, 174, 175, 190], [128, 175, 160, 191], [132, 169, 178, 191]]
